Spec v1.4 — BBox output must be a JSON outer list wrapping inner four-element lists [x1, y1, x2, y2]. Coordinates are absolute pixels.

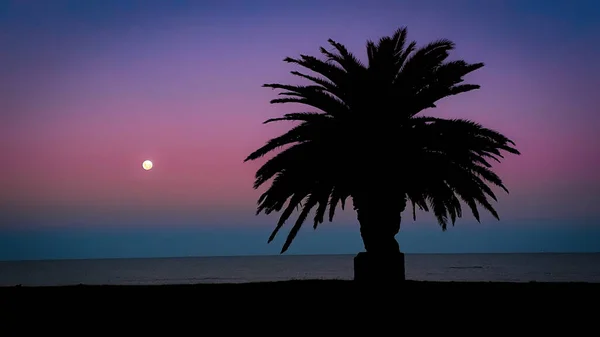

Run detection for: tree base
[[353, 251, 405, 283]]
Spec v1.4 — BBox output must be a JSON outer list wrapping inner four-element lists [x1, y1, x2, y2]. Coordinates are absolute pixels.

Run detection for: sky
[[1, 0, 599, 260]]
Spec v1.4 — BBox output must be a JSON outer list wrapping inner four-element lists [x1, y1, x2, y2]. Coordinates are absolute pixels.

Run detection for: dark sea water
[[1, 253, 599, 286]]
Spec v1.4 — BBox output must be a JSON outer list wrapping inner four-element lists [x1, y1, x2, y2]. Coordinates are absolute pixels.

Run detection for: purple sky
[[1, 0, 599, 259]]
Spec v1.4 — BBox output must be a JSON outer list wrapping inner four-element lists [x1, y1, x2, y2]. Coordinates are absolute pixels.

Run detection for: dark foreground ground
[[2, 280, 598, 332]]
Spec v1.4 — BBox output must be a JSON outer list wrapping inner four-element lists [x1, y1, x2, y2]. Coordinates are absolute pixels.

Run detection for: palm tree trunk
[[352, 191, 406, 282]]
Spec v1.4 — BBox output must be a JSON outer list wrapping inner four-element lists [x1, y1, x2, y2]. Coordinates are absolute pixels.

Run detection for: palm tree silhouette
[[244, 27, 520, 282]]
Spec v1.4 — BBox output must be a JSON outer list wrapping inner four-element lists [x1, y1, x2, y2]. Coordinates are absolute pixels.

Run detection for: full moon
[[142, 160, 153, 171]]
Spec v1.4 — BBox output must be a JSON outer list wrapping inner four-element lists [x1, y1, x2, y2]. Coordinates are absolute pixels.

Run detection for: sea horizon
[[2, 251, 600, 263], [2, 252, 599, 287]]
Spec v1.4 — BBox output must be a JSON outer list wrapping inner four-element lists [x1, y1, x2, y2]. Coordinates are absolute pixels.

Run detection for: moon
[[142, 160, 153, 171]]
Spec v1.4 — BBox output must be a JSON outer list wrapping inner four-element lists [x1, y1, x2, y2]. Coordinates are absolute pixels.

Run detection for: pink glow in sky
[[2, 0, 599, 230]]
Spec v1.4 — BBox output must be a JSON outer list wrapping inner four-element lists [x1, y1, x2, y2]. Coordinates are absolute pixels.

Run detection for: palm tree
[[244, 27, 520, 282]]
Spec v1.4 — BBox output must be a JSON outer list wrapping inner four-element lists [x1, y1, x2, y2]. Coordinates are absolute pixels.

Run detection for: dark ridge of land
[[3, 279, 599, 294], [2, 280, 598, 330], [3, 278, 599, 289]]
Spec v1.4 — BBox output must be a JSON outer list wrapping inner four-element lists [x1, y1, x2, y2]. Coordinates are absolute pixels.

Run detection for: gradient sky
[[1, 0, 599, 260]]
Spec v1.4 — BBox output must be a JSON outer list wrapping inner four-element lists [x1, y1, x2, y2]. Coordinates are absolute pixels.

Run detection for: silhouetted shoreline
[[3, 280, 597, 328], [3, 279, 598, 289]]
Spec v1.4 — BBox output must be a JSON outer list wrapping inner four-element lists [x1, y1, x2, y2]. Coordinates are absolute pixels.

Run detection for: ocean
[[1, 253, 599, 287]]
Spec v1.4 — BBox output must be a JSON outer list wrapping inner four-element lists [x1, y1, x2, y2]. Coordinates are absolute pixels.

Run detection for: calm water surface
[[1, 253, 599, 286]]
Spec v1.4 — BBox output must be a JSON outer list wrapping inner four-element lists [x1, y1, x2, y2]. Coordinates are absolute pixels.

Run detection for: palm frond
[[263, 112, 330, 125], [244, 124, 310, 163]]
